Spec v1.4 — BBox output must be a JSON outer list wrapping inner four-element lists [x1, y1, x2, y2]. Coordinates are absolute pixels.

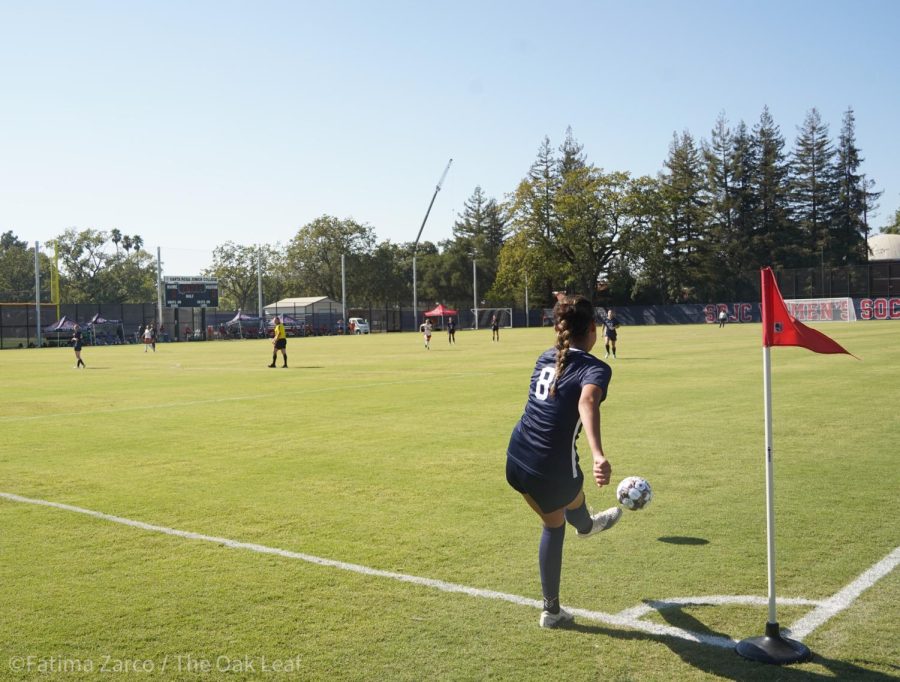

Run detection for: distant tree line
[[1, 107, 891, 309]]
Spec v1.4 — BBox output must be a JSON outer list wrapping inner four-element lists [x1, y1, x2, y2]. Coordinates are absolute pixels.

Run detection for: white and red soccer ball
[[616, 476, 652, 511]]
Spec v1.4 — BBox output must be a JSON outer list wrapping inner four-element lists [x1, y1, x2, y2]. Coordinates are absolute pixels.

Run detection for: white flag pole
[[762, 344, 778, 626], [736, 270, 811, 665]]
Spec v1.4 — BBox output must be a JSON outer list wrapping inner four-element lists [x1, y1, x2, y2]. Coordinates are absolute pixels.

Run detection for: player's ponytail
[[550, 294, 596, 398]]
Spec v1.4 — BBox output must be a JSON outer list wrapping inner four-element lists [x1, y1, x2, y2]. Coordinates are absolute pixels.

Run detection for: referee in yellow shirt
[[269, 316, 288, 368]]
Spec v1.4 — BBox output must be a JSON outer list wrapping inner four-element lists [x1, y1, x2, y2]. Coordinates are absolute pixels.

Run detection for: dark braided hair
[[549, 295, 596, 397]]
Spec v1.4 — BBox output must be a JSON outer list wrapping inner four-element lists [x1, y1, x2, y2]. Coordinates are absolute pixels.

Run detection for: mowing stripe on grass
[[0, 372, 492, 423], [2, 491, 896, 649]]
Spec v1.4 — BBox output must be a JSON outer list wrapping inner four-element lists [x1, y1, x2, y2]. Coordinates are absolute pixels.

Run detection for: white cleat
[[539, 607, 574, 628], [576, 507, 622, 538]]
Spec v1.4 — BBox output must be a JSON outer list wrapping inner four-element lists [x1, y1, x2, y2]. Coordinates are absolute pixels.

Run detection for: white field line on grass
[[785, 546, 900, 640], [2, 491, 896, 650], [0, 372, 491, 423]]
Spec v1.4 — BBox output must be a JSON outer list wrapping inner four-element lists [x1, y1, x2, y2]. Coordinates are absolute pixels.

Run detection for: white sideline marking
[[0, 372, 490, 423], [1, 492, 896, 649], [785, 546, 900, 639]]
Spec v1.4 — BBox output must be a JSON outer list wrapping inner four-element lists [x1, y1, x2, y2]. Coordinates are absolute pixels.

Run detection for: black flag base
[[736, 622, 812, 665]]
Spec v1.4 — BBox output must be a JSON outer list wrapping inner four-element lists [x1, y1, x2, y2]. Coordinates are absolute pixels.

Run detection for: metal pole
[[34, 241, 42, 348], [412, 255, 418, 329], [472, 256, 478, 330], [762, 346, 777, 626], [156, 247, 164, 331], [341, 253, 347, 333], [412, 158, 452, 331], [524, 271, 530, 328], [257, 248, 264, 317]]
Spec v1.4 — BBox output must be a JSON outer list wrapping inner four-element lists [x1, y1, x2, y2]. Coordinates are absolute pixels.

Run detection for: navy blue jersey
[[507, 347, 611, 480], [601, 317, 619, 335]]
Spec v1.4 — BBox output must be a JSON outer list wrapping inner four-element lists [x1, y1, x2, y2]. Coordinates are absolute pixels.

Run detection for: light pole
[[472, 253, 478, 330], [412, 159, 453, 330], [524, 270, 530, 328]]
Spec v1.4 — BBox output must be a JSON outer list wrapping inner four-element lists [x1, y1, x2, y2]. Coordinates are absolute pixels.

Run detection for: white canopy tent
[[264, 297, 341, 316]]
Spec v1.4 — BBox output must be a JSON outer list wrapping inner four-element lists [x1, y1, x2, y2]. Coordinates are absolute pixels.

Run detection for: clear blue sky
[[1, 0, 897, 276]]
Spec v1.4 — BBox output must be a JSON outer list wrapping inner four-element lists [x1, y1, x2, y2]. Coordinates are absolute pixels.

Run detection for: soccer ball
[[616, 476, 652, 510]]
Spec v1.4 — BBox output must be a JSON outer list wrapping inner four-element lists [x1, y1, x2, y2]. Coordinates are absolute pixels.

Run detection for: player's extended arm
[[578, 383, 610, 487]]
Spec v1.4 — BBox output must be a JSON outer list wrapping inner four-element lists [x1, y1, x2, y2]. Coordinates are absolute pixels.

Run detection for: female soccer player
[[602, 309, 619, 358], [420, 319, 433, 350], [491, 314, 500, 342], [506, 294, 621, 628], [269, 316, 288, 367], [71, 324, 85, 368]]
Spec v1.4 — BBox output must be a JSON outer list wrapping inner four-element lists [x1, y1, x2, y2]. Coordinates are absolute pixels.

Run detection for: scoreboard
[[164, 276, 219, 308]]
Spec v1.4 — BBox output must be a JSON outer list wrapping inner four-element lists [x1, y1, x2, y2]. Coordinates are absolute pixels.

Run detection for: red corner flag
[[760, 267, 854, 355]]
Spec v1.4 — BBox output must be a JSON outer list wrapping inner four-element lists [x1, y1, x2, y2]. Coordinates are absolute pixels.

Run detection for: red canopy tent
[[423, 303, 458, 328]]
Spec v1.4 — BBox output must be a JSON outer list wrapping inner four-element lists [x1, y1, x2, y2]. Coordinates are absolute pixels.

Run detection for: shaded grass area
[[1, 323, 897, 679]]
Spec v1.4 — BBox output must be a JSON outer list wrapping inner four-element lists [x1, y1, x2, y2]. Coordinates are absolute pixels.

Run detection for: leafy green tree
[[204, 242, 285, 312], [496, 131, 631, 303], [357, 240, 412, 306], [50, 228, 155, 303], [285, 215, 376, 302], [556, 166, 633, 297], [490, 230, 561, 307], [0, 231, 53, 302], [882, 207, 900, 235], [497, 137, 567, 303]]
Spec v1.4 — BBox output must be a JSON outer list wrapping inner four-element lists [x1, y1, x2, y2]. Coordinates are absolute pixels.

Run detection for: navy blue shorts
[[506, 457, 583, 514]]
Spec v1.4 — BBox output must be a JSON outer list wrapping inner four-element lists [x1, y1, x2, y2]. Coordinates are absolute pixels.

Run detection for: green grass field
[[1, 323, 898, 681]]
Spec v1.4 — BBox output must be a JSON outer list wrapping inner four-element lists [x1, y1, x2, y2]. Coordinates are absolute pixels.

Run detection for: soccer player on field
[[71, 324, 85, 368], [269, 316, 288, 368], [601, 309, 619, 358], [420, 319, 433, 350], [491, 314, 500, 342], [447, 317, 456, 344], [506, 294, 620, 628]]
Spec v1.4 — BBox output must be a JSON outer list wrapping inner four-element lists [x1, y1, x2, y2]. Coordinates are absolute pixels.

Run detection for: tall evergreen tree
[[502, 136, 565, 301], [702, 113, 742, 296], [657, 130, 713, 301], [452, 185, 508, 294], [833, 107, 881, 263], [752, 107, 798, 266], [558, 125, 587, 176], [727, 120, 762, 296], [790, 107, 836, 266]]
